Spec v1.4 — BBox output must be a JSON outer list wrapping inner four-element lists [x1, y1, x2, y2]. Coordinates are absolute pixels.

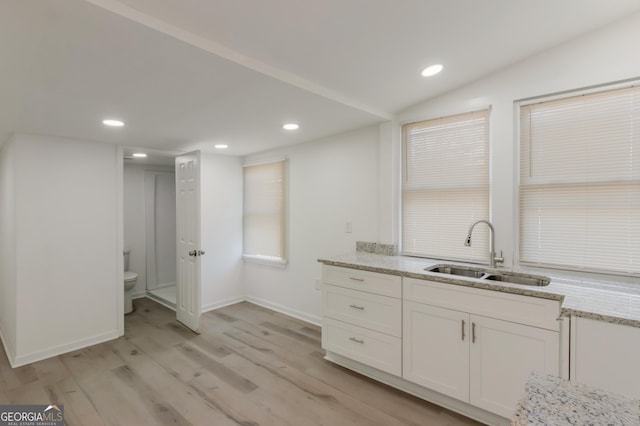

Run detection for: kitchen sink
[[426, 265, 486, 279], [426, 264, 550, 287], [484, 272, 550, 287]]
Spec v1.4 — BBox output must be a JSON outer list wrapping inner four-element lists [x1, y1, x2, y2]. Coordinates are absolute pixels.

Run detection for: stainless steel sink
[[426, 264, 550, 286], [426, 265, 487, 279], [484, 272, 550, 287]]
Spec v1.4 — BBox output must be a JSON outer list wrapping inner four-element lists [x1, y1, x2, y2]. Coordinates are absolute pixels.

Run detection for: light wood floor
[[0, 298, 483, 425]]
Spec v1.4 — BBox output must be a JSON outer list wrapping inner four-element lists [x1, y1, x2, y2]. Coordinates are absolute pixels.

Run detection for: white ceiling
[[2, 0, 640, 158]]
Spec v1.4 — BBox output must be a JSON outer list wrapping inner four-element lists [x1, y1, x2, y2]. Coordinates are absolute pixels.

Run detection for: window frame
[[242, 158, 288, 268], [515, 80, 640, 278], [400, 108, 492, 263]]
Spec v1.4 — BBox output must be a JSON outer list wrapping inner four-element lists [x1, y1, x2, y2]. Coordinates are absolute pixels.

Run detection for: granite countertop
[[511, 371, 640, 425], [318, 252, 640, 328]]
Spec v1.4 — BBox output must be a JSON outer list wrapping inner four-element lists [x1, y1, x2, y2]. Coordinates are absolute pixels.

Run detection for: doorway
[[122, 151, 176, 311], [144, 170, 177, 308], [121, 149, 201, 333]]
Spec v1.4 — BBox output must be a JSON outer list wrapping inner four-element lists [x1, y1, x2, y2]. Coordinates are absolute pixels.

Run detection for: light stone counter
[[318, 252, 640, 328], [511, 371, 640, 425]]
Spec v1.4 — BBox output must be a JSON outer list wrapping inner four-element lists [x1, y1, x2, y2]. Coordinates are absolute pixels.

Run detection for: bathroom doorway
[[144, 170, 177, 307], [123, 151, 178, 311]]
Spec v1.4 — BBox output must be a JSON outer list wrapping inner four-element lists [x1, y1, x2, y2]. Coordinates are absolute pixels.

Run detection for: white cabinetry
[[321, 265, 563, 422], [469, 315, 559, 417], [403, 302, 469, 401], [571, 316, 640, 398], [321, 266, 402, 375], [403, 278, 560, 419]]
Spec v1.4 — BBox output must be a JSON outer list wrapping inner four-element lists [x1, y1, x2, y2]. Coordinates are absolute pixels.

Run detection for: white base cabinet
[[571, 316, 640, 398], [403, 298, 559, 419], [403, 302, 470, 401], [402, 278, 560, 419], [321, 266, 402, 376], [321, 265, 562, 422], [469, 315, 559, 417]]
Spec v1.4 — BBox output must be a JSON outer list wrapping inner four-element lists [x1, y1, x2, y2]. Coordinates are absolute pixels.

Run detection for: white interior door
[[175, 151, 202, 332]]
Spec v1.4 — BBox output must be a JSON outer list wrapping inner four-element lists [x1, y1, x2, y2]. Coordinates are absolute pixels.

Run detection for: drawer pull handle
[[349, 277, 365, 282], [472, 322, 476, 343], [461, 320, 465, 341], [349, 337, 364, 344], [349, 304, 365, 310]]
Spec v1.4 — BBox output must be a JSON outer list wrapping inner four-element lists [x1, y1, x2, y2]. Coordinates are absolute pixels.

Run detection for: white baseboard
[[10, 329, 120, 368], [245, 296, 322, 326], [202, 296, 245, 313], [1, 295, 319, 368], [0, 323, 17, 368], [131, 290, 147, 299], [145, 293, 319, 326]]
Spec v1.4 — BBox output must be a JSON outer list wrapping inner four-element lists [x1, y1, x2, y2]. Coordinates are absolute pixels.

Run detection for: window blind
[[519, 85, 640, 275], [243, 160, 286, 260], [402, 109, 490, 262]]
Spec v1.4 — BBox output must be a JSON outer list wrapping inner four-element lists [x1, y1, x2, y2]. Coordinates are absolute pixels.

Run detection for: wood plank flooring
[[0, 298, 483, 425]]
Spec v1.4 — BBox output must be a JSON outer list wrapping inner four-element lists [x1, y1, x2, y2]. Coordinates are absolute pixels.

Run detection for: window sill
[[242, 254, 288, 269]]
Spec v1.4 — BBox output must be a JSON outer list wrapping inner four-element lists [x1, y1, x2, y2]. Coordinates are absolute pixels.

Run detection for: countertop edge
[[318, 256, 640, 329]]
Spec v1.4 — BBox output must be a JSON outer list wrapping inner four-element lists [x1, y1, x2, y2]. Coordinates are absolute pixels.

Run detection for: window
[[243, 160, 287, 265], [402, 109, 490, 262], [519, 84, 640, 275]]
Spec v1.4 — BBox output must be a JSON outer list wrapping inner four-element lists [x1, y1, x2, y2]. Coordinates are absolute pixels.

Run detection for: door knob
[[188, 250, 197, 256], [198, 250, 205, 256]]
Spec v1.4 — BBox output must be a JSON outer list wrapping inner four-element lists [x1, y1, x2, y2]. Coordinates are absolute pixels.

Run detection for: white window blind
[[402, 109, 490, 262], [243, 160, 286, 260], [520, 85, 640, 275]]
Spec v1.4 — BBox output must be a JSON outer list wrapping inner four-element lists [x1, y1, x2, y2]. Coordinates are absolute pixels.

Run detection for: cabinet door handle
[[349, 304, 365, 310], [349, 277, 365, 282], [349, 337, 364, 344], [472, 322, 476, 343], [461, 320, 466, 341]]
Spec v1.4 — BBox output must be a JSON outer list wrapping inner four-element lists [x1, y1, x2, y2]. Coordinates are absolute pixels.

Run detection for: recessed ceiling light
[[214, 144, 228, 149], [132, 153, 147, 158], [421, 64, 443, 77], [102, 119, 124, 127], [282, 123, 299, 130]]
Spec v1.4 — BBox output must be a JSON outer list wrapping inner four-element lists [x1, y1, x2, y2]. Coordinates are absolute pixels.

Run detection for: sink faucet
[[465, 220, 504, 268]]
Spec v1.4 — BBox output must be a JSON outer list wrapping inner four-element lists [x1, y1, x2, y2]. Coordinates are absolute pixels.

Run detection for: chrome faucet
[[465, 220, 504, 268]]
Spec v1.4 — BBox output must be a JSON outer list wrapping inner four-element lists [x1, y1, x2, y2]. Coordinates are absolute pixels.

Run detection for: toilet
[[123, 249, 138, 314]]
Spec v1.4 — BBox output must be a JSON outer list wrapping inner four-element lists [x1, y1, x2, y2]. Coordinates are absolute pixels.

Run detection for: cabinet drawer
[[404, 278, 560, 331], [322, 265, 401, 298], [323, 284, 401, 337], [322, 317, 401, 376]]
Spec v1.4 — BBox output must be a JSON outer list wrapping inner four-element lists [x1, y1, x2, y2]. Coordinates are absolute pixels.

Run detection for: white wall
[[240, 13, 640, 323], [199, 153, 244, 311], [0, 136, 17, 360], [243, 125, 380, 323], [11, 134, 120, 366], [394, 12, 640, 269], [123, 163, 175, 295]]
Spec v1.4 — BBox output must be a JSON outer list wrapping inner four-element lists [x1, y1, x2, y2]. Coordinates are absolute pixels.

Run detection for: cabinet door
[[403, 301, 469, 401], [469, 315, 559, 418], [572, 317, 640, 398]]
